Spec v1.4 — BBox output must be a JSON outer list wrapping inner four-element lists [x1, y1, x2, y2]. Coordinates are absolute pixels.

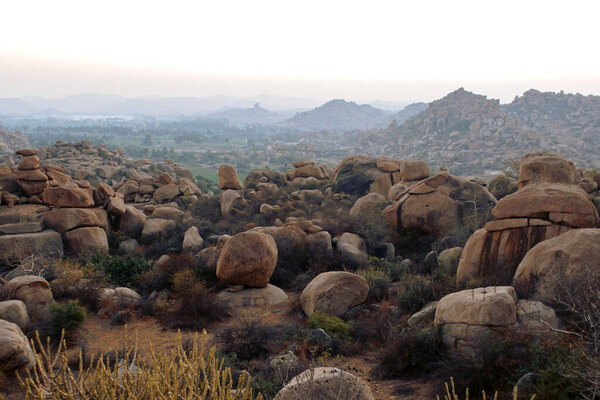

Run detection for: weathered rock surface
[[434, 286, 558, 361], [336, 233, 368, 268], [182, 226, 204, 252], [300, 271, 369, 318], [3, 275, 53, 324], [217, 284, 288, 308], [518, 153, 575, 189], [274, 367, 374, 400], [349, 192, 386, 218], [0, 230, 63, 263], [64, 227, 109, 256], [218, 164, 243, 190], [42, 185, 94, 207], [513, 229, 600, 300], [0, 300, 29, 330], [141, 218, 176, 242], [383, 172, 497, 239], [0, 320, 35, 372], [43, 207, 110, 234], [119, 205, 146, 238], [216, 231, 278, 288]]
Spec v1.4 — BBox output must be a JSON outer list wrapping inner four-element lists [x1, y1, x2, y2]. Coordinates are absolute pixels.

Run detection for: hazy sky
[[1, 0, 600, 103]]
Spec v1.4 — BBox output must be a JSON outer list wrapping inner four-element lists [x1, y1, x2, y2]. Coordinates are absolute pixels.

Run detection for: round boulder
[[0, 320, 35, 373], [3, 275, 53, 324], [0, 300, 29, 330], [218, 164, 243, 190], [300, 271, 369, 318], [216, 231, 278, 288], [274, 367, 374, 400]]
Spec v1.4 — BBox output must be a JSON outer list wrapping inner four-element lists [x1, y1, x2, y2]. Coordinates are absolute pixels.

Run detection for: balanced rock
[[218, 164, 243, 190], [300, 271, 369, 318], [518, 153, 575, 189], [216, 231, 278, 288]]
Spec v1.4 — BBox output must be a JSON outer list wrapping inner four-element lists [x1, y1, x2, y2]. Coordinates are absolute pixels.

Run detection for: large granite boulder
[[457, 183, 598, 287], [244, 169, 287, 188], [336, 233, 368, 269], [274, 367, 374, 400], [119, 205, 146, 238], [0, 300, 29, 330], [218, 164, 243, 190], [0, 320, 35, 373], [216, 231, 278, 288], [333, 156, 429, 197], [220, 189, 246, 217], [3, 275, 53, 324], [383, 172, 497, 240], [300, 271, 369, 318], [434, 286, 558, 361], [153, 183, 180, 204], [64, 227, 109, 257], [349, 192, 386, 218], [141, 218, 176, 242], [43, 207, 110, 234], [217, 284, 288, 309], [513, 229, 600, 300], [518, 153, 575, 189], [41, 185, 94, 207], [182, 226, 204, 253], [0, 230, 63, 264]]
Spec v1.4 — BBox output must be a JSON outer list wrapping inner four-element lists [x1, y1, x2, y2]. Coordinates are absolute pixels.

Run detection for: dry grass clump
[[18, 329, 262, 400], [436, 378, 535, 400]]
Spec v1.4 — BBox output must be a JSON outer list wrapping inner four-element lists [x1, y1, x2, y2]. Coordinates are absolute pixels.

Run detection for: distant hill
[[0, 98, 45, 115], [206, 103, 291, 125], [281, 99, 389, 132], [384, 102, 428, 126]]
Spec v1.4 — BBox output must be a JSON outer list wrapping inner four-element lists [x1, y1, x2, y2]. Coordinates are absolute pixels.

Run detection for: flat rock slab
[[0, 221, 44, 235], [217, 284, 288, 308], [0, 230, 63, 262], [0, 204, 48, 225]]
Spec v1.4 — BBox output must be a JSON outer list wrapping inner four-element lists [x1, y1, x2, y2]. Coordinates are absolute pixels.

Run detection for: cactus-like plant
[[437, 377, 536, 400], [18, 329, 262, 400]]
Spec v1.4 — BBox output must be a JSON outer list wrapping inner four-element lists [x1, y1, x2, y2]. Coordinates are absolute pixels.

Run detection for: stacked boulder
[[383, 171, 497, 240], [285, 161, 333, 187], [333, 156, 430, 197], [434, 286, 558, 361], [15, 148, 47, 199], [456, 182, 598, 287]]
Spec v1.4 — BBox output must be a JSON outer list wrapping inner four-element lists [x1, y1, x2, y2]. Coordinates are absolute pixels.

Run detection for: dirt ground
[[2, 293, 438, 400]]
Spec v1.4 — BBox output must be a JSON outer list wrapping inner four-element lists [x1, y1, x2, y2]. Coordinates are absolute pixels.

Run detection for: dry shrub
[[161, 270, 231, 330], [18, 330, 262, 399], [218, 319, 275, 361]]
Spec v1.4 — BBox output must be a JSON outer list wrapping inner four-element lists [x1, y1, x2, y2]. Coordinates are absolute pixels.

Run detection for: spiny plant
[[436, 377, 536, 400], [18, 328, 262, 400]]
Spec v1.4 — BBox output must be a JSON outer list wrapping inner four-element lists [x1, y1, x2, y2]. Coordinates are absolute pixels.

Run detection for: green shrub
[[357, 266, 392, 302], [395, 275, 435, 314], [367, 257, 409, 281], [49, 300, 87, 341], [88, 253, 152, 287], [307, 311, 353, 341]]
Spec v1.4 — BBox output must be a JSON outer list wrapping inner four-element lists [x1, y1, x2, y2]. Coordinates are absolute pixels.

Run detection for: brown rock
[[492, 183, 598, 227], [15, 169, 47, 181], [17, 155, 40, 170], [0, 300, 29, 330], [43, 207, 110, 234], [349, 192, 386, 218], [518, 153, 575, 188], [153, 183, 180, 204], [218, 164, 243, 190], [336, 233, 368, 268], [141, 218, 176, 242], [41, 185, 94, 207], [64, 227, 109, 256], [217, 284, 288, 308], [3, 275, 53, 324], [513, 229, 600, 300], [119, 205, 146, 237], [300, 271, 369, 318], [0, 320, 35, 373], [107, 196, 126, 216], [16, 148, 37, 157], [216, 231, 278, 288]]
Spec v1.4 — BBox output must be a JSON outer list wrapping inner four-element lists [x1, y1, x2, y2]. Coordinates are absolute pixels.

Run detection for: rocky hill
[[384, 102, 428, 126], [281, 99, 389, 132], [206, 103, 289, 125], [503, 89, 600, 164]]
